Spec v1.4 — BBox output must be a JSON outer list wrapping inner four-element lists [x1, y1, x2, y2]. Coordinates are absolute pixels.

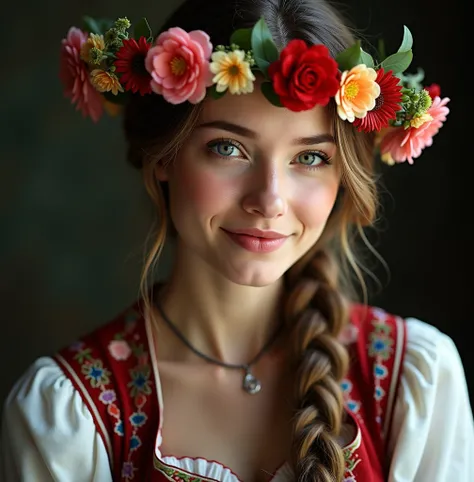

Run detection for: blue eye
[[208, 140, 242, 157], [296, 152, 329, 167]]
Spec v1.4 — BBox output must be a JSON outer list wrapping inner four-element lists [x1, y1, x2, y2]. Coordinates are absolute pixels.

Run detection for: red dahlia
[[353, 68, 402, 133], [115, 37, 152, 95]]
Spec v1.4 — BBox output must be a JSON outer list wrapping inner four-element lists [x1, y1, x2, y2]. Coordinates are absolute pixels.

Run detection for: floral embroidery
[[368, 313, 394, 424], [81, 359, 111, 387], [341, 378, 363, 425], [342, 429, 362, 481], [109, 339, 132, 360], [154, 458, 205, 482], [99, 389, 117, 405], [128, 366, 152, 396], [130, 434, 142, 450], [122, 461, 137, 479], [67, 307, 152, 480], [130, 411, 148, 428]]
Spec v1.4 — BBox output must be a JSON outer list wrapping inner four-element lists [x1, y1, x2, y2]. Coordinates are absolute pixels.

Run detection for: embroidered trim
[[67, 308, 153, 480]]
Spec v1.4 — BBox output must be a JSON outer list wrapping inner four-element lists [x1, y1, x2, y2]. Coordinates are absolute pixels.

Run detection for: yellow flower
[[335, 64, 380, 122], [90, 69, 124, 96], [381, 152, 395, 165], [81, 33, 106, 64], [410, 112, 433, 128], [210, 50, 256, 94]]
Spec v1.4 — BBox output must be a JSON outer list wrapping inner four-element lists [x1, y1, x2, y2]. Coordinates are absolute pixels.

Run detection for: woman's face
[[158, 84, 341, 287]]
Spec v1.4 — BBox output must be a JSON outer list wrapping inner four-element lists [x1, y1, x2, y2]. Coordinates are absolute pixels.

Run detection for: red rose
[[425, 83, 441, 99], [268, 40, 340, 112]]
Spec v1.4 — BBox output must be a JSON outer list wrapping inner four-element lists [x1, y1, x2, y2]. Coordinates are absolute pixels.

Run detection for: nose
[[241, 161, 288, 219]]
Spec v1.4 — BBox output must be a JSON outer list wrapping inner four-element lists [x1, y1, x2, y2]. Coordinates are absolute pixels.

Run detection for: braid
[[286, 248, 350, 481]]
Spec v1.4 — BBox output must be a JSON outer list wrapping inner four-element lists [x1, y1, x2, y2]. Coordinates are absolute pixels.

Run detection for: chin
[[221, 261, 288, 288]]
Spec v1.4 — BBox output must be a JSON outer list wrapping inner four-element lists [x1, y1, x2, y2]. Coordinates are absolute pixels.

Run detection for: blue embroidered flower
[[81, 360, 111, 388], [99, 389, 117, 405], [375, 385, 385, 401], [130, 434, 142, 450], [347, 400, 361, 413], [122, 461, 137, 479], [374, 363, 388, 379], [341, 379, 353, 393], [128, 368, 152, 396], [114, 420, 124, 436], [129, 411, 147, 428]]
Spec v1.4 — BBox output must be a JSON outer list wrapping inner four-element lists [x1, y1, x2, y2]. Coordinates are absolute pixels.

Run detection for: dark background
[[1, 0, 472, 410]]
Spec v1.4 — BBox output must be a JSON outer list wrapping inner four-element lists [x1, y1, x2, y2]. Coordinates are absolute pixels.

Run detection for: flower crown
[[60, 15, 450, 165]]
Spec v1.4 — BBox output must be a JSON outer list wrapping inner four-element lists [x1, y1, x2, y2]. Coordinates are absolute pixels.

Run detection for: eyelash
[[206, 138, 332, 170]]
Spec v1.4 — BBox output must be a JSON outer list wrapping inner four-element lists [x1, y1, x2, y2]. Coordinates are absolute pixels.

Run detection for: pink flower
[[59, 27, 103, 122], [145, 27, 214, 104], [108, 340, 132, 361], [380, 96, 450, 164]]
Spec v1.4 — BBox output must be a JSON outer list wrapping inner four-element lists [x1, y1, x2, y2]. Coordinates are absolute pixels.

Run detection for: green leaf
[[361, 48, 375, 69], [208, 84, 227, 100], [230, 28, 253, 51], [82, 16, 113, 35], [261, 82, 283, 107], [134, 17, 153, 42], [398, 26, 413, 53], [400, 67, 425, 89], [251, 17, 279, 76], [335, 40, 364, 71], [380, 50, 413, 74]]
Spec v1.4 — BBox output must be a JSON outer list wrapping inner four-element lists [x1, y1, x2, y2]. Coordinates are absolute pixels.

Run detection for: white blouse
[[1, 318, 473, 481]]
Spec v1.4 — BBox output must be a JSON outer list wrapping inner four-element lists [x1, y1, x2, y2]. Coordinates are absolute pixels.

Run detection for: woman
[[1, 0, 472, 480]]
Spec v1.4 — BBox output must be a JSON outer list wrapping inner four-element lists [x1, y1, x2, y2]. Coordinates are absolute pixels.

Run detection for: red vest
[[53, 302, 406, 481]]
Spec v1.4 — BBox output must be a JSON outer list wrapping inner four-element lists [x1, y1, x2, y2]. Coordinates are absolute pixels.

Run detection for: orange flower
[[335, 64, 380, 122], [90, 69, 124, 95]]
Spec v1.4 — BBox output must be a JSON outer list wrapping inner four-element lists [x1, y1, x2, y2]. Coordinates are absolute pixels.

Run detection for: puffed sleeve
[[387, 318, 474, 481], [0, 356, 113, 482]]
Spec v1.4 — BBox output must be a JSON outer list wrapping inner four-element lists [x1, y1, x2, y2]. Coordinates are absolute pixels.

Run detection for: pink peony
[[380, 96, 450, 164], [145, 27, 214, 104], [108, 340, 132, 361], [59, 27, 104, 122]]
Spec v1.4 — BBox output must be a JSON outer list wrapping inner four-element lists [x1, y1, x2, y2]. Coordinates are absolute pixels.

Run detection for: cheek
[[293, 179, 339, 228], [168, 164, 236, 219]]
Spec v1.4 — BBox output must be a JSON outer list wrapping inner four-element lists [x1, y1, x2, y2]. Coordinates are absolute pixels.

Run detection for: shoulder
[[1, 357, 112, 481], [386, 316, 474, 480]]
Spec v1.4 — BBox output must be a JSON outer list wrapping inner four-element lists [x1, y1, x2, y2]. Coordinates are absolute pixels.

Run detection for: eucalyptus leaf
[[361, 48, 375, 68], [335, 40, 363, 71], [230, 28, 253, 51], [261, 82, 283, 107], [398, 26, 413, 53], [251, 18, 279, 75], [400, 67, 425, 89], [134, 17, 153, 41], [380, 50, 413, 74], [82, 16, 113, 35]]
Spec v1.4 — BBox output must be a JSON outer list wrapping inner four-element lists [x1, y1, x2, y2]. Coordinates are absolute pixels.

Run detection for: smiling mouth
[[221, 228, 289, 253]]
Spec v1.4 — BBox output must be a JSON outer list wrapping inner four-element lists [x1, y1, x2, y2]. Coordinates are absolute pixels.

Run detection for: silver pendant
[[242, 368, 261, 394]]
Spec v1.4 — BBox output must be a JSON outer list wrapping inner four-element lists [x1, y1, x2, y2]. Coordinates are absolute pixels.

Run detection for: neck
[[155, 242, 285, 365]]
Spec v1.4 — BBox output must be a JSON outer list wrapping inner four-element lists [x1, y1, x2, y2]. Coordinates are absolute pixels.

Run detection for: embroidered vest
[[53, 302, 406, 481]]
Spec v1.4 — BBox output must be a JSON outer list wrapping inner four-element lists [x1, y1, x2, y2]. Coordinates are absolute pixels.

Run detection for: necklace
[[155, 301, 284, 395]]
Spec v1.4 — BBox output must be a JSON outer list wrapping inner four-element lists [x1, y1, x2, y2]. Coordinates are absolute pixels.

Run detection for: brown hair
[[123, 0, 378, 479]]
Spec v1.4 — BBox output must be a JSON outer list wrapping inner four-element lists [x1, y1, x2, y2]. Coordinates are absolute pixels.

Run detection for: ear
[[154, 161, 169, 182]]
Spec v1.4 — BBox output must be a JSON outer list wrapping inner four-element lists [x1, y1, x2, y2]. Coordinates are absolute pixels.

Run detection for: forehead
[[199, 83, 333, 140]]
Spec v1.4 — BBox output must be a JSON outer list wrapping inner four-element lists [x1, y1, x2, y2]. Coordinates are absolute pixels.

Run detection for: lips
[[221, 228, 289, 253]]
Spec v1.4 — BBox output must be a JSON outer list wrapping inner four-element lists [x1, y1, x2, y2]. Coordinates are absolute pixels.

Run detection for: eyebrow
[[196, 120, 335, 145]]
